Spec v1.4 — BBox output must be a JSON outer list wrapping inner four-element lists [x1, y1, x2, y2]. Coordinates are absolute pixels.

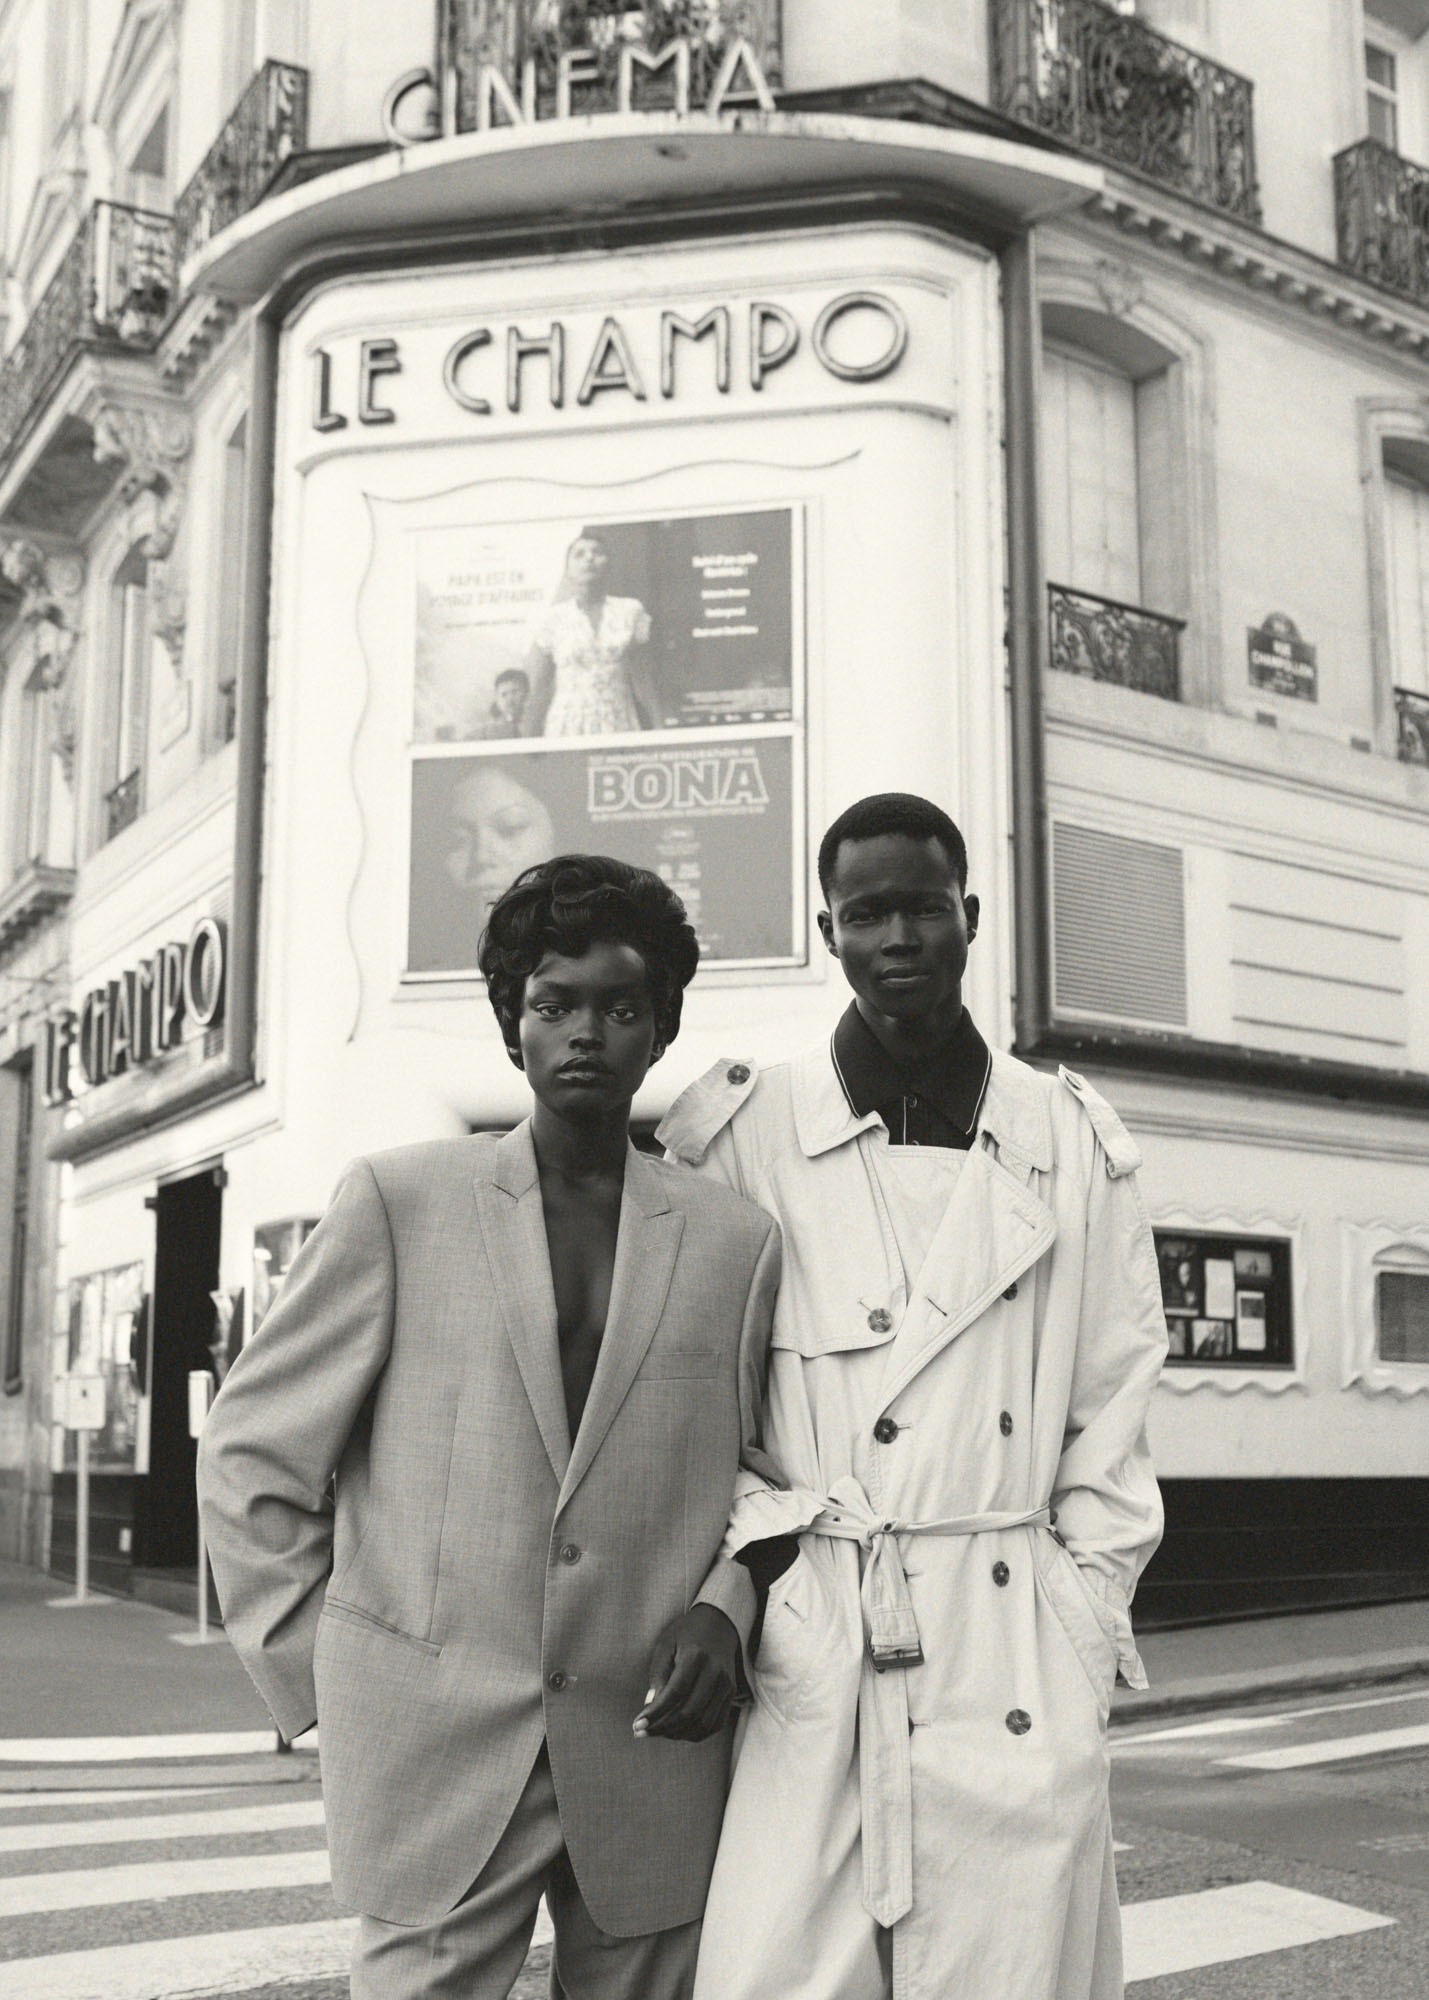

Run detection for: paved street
[[1, 1679, 1424, 1995]]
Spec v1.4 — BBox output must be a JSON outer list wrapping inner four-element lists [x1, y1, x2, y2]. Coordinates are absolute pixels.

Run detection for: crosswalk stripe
[[1123, 1880, 1393, 1983], [0, 1788, 223, 1812], [1220, 1722, 1429, 1770], [0, 1847, 332, 1915], [0, 1732, 277, 1764], [0, 1915, 359, 1998], [1118, 1684, 1429, 1748], [0, 1798, 325, 1854]]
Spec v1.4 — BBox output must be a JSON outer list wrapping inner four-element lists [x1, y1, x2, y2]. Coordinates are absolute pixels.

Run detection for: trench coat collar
[[475, 1121, 679, 1495], [792, 1035, 1054, 1174]]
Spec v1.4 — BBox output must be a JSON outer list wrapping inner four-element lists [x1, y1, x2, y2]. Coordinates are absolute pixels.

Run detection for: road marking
[[1117, 1684, 1429, 1748], [0, 1848, 332, 1915], [1123, 1881, 1393, 1983], [1221, 1722, 1429, 1770], [0, 1916, 359, 1998], [0, 1797, 326, 1854], [0, 1731, 277, 1764], [0, 1787, 222, 1811]]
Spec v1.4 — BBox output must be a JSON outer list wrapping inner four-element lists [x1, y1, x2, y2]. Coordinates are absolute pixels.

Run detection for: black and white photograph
[[1, 5, 1427, 2000]]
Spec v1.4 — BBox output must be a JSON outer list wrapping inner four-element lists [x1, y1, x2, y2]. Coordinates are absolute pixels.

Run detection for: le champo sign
[[44, 917, 227, 1106], [385, 0, 782, 142]]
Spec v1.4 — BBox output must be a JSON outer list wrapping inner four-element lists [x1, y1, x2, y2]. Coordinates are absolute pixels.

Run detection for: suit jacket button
[[873, 1416, 900, 1444], [547, 1670, 568, 1692], [726, 1063, 750, 1085], [992, 1561, 1010, 1586], [559, 1543, 581, 1565], [999, 1411, 1013, 1436], [867, 1307, 893, 1333], [1005, 1708, 1032, 1734], [1003, 1282, 1018, 1300]]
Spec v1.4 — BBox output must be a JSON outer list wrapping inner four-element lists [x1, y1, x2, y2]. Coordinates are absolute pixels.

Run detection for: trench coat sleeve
[[1050, 1148, 1168, 1689], [690, 1215, 784, 1647], [196, 1160, 396, 1741]]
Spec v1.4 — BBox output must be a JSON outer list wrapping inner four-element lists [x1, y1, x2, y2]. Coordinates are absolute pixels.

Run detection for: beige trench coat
[[658, 1041, 1167, 2000]]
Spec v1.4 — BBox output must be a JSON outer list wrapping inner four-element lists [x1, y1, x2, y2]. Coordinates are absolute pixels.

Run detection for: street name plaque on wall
[[1247, 611, 1317, 702]]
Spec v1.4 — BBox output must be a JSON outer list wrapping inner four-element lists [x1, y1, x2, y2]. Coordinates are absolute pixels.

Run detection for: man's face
[[494, 676, 526, 722], [818, 833, 979, 1027], [516, 941, 662, 1117]]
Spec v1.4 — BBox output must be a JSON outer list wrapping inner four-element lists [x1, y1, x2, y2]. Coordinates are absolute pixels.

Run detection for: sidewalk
[[1114, 1596, 1429, 1725], [3, 1559, 1426, 1761]]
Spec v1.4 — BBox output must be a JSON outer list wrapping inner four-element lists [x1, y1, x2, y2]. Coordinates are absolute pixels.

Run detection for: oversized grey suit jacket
[[196, 1125, 781, 1932]]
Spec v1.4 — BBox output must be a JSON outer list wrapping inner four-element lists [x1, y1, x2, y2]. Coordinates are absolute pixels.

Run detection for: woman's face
[[565, 537, 610, 589], [444, 765, 556, 917]]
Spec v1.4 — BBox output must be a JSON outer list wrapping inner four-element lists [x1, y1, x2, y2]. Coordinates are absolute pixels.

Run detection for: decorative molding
[[1094, 256, 1146, 317], [1339, 1221, 1429, 1399], [91, 399, 192, 507], [1148, 1206, 1310, 1395], [0, 538, 85, 782]]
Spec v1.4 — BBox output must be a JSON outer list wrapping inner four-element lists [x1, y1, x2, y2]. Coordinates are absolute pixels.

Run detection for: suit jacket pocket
[[637, 1346, 719, 1379], [320, 1596, 443, 1656]]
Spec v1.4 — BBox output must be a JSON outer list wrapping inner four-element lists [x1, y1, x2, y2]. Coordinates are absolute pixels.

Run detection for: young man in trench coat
[[658, 794, 1168, 2000]]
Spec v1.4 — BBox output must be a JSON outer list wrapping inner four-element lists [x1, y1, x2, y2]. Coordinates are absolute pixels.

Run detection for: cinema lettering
[[44, 918, 227, 1105], [310, 292, 910, 432]]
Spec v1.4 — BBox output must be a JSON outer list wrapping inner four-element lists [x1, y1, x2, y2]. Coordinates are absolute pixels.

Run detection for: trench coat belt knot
[[808, 1475, 1053, 1927]]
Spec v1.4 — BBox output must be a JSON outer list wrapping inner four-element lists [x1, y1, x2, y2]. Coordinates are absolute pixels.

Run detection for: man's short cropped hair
[[479, 854, 700, 1054], [817, 793, 969, 898], [494, 668, 530, 692]]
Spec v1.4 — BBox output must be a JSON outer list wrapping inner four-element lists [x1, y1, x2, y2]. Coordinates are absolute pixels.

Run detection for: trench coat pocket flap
[[772, 1300, 901, 1356], [636, 1344, 719, 1379]]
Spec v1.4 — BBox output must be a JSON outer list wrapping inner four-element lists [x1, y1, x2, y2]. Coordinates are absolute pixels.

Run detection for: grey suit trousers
[[350, 1741, 701, 2000]]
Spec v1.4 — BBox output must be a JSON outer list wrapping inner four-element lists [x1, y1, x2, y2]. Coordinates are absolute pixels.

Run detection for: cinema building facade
[[2, 1, 1426, 1619]]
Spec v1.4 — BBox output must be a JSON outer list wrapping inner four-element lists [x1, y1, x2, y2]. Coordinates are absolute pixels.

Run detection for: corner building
[[2, 1, 1426, 1618]]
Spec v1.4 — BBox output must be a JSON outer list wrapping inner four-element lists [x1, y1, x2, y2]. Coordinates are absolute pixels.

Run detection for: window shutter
[[1053, 822, 1188, 1026], [1042, 345, 1141, 605], [1384, 472, 1429, 695]]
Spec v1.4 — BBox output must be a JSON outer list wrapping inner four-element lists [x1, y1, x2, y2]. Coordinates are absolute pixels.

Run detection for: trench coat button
[[1005, 1708, 1032, 1735], [558, 1543, 581, 1565], [1003, 1282, 1018, 1301], [992, 1561, 1010, 1586], [547, 1670, 569, 1692], [867, 1307, 893, 1333], [873, 1416, 900, 1444], [999, 1411, 1013, 1436], [726, 1063, 750, 1085]]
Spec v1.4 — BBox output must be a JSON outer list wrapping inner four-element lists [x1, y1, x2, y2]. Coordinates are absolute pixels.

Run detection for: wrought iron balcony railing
[[1397, 686, 1429, 765], [442, 0, 782, 129], [104, 769, 142, 843], [173, 60, 309, 278], [991, 0, 1259, 222], [1334, 138, 1429, 309], [0, 202, 174, 470], [1048, 582, 1183, 700]]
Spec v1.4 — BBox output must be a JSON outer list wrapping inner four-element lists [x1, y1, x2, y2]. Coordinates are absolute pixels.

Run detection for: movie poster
[[408, 503, 804, 973], [63, 1261, 144, 1473]]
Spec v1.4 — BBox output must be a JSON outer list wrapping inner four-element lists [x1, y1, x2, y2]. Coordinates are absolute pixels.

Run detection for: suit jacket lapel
[[473, 1122, 570, 1485], [559, 1146, 684, 1511]]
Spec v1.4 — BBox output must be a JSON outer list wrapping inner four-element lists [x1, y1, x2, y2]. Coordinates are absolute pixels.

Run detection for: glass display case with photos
[[1154, 1230, 1293, 1368]]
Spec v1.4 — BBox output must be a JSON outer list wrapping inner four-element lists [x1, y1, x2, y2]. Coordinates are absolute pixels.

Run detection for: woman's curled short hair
[[479, 854, 699, 1054]]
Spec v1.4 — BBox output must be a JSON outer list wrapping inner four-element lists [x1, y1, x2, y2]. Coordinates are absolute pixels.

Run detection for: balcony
[[173, 61, 309, 278], [104, 769, 142, 843], [1048, 582, 1182, 700], [991, 0, 1259, 223], [1334, 139, 1429, 309], [0, 861, 74, 955], [1397, 686, 1429, 765], [0, 202, 174, 471]]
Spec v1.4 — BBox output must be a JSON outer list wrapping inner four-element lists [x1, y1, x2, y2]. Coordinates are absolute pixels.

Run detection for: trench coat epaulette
[[1056, 1065, 1142, 1179], [656, 1058, 760, 1165]]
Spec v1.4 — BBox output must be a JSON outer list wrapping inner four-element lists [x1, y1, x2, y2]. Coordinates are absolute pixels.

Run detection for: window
[[104, 545, 150, 842], [213, 414, 248, 749], [1042, 344, 1142, 606], [1155, 1231, 1293, 1368], [2, 1055, 34, 1395], [1384, 467, 1429, 696], [1377, 1269, 1429, 1363], [125, 102, 170, 213], [1367, 41, 1400, 148]]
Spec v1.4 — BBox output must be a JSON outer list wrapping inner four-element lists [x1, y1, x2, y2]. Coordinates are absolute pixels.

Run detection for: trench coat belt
[[807, 1475, 1053, 1928]]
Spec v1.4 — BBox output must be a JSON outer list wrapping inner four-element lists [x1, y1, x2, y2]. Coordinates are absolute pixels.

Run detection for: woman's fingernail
[[644, 1688, 657, 1704]]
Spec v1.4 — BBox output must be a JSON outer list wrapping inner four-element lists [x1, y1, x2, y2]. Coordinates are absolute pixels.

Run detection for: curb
[[1110, 1649, 1429, 1728]]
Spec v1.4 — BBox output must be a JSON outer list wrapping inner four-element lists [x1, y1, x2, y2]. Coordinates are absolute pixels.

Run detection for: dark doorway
[[133, 1166, 222, 1571]]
